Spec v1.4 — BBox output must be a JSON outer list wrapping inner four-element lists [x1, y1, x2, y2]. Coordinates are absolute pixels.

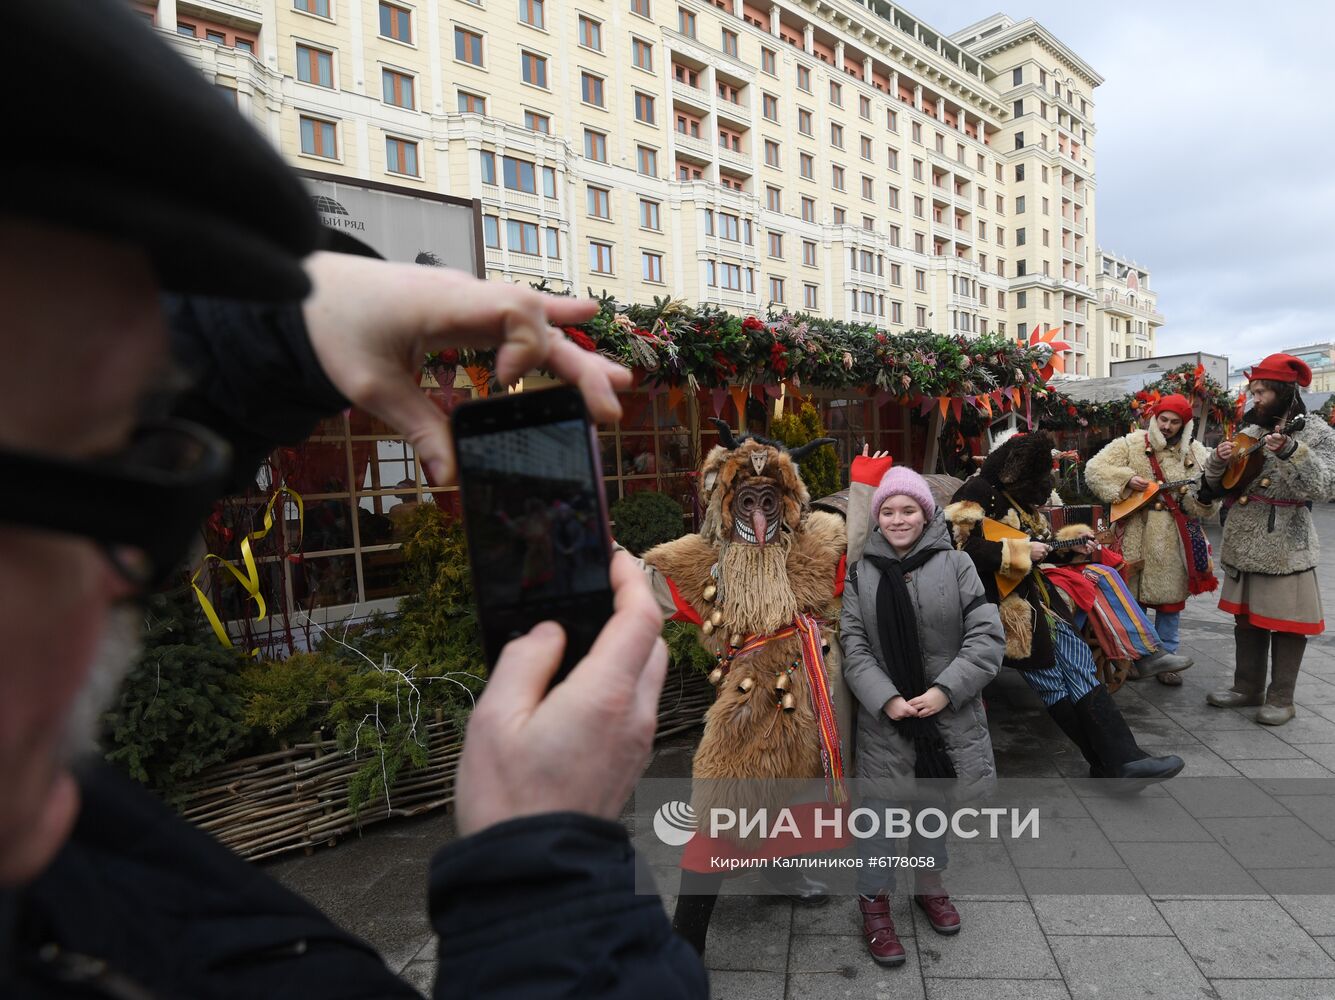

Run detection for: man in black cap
[[0, 2, 706, 996]]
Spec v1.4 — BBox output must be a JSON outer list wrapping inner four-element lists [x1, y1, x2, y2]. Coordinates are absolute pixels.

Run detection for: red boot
[[913, 873, 960, 935], [857, 894, 907, 966]]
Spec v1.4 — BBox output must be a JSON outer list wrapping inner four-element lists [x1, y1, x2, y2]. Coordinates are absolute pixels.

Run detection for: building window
[[769, 276, 784, 303], [206, 30, 226, 44], [832, 206, 845, 224], [585, 129, 607, 161], [912, 158, 923, 181], [637, 145, 658, 176], [804, 283, 817, 308], [762, 93, 779, 122], [911, 121, 921, 143], [299, 115, 338, 158], [507, 220, 540, 255], [764, 139, 781, 168], [294, 0, 331, 13], [480, 150, 496, 184], [631, 0, 651, 15], [759, 186, 777, 212], [831, 164, 845, 191], [1014, 132, 1024, 150], [587, 185, 611, 218], [380, 2, 412, 41], [859, 95, 871, 120], [176, 21, 197, 35], [519, 0, 545, 27], [519, 50, 548, 88], [861, 175, 874, 200], [761, 47, 776, 75], [578, 15, 602, 49], [1016, 290, 1027, 308], [542, 165, 557, 198], [801, 196, 815, 222], [796, 65, 811, 92], [887, 108, 898, 131], [913, 195, 924, 218], [767, 231, 783, 258], [1016, 228, 1026, 246], [1013, 99, 1023, 118], [455, 28, 484, 65], [235, 39, 254, 54], [642, 252, 664, 283], [457, 90, 485, 114], [385, 136, 419, 176], [581, 72, 605, 107], [382, 68, 414, 108], [590, 241, 614, 274], [634, 91, 655, 124], [888, 224, 900, 246], [860, 135, 873, 160], [483, 215, 500, 248], [802, 240, 817, 266], [887, 186, 899, 209], [1012, 65, 1022, 86], [799, 152, 813, 179], [678, 8, 696, 37], [296, 44, 335, 88], [722, 28, 738, 56], [525, 110, 550, 132], [829, 80, 841, 106], [798, 108, 813, 136], [546, 228, 560, 258], [1016, 195, 1026, 214], [640, 199, 661, 230], [632, 38, 653, 70], [830, 123, 843, 148]]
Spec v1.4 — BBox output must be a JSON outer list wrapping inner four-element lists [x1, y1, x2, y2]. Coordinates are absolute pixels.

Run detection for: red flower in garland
[[712, 351, 737, 377], [563, 327, 597, 352], [769, 340, 789, 377], [741, 315, 765, 333], [438, 349, 459, 366]]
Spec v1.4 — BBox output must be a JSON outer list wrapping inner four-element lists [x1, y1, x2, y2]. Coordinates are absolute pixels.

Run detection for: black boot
[[1047, 698, 1101, 772], [1073, 687, 1184, 792], [672, 870, 723, 955]]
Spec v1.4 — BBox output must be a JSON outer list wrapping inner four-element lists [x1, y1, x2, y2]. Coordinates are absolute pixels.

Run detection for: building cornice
[[955, 18, 1104, 91]]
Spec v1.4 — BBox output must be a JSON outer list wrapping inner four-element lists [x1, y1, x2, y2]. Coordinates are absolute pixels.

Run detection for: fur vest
[[1084, 424, 1218, 606], [1202, 418, 1335, 575]]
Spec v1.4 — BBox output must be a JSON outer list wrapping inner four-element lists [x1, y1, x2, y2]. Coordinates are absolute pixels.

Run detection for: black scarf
[[861, 549, 957, 781]]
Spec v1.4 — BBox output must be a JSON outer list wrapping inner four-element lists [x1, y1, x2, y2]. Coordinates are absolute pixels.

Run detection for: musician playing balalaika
[[1085, 393, 1220, 686]]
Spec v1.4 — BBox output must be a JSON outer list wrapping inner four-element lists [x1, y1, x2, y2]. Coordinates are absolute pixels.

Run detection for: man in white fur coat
[[1085, 394, 1220, 686], [1200, 354, 1335, 725]]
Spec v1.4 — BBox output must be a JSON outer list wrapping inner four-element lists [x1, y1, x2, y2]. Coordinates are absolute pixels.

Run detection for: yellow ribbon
[[191, 486, 304, 655]]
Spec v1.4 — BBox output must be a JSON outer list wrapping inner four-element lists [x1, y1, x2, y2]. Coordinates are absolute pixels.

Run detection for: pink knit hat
[[870, 466, 935, 522]]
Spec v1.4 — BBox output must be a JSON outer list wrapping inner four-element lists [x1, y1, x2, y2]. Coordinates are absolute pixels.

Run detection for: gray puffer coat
[[839, 512, 1004, 802]]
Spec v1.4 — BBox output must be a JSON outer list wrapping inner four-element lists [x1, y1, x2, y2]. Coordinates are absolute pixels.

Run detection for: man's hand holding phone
[[455, 551, 667, 837]]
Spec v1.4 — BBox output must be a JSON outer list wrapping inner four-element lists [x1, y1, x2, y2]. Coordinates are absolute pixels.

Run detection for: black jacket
[[1, 298, 706, 999]]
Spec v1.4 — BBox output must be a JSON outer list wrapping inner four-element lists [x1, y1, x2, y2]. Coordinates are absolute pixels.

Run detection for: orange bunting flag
[[729, 386, 747, 421], [666, 386, 684, 415], [466, 365, 491, 398], [951, 397, 963, 423], [938, 396, 950, 419]]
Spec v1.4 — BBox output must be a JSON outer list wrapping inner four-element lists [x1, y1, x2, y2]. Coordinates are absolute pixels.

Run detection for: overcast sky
[[910, 0, 1335, 370]]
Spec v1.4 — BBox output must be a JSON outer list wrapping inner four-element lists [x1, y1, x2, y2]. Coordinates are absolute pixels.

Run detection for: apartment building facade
[[1094, 248, 1164, 371], [139, 0, 1143, 376]]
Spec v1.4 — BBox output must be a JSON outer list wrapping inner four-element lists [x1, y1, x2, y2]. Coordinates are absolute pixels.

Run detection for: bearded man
[[1085, 394, 1219, 686], [945, 431, 1185, 789], [1202, 354, 1335, 725]]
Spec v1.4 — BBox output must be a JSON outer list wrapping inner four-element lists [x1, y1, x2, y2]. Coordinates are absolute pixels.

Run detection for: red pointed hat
[[1244, 353, 1312, 387], [1153, 394, 1194, 421]]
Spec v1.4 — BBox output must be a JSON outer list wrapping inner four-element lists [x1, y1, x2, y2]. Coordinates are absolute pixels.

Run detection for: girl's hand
[[884, 696, 917, 720], [860, 442, 891, 460], [906, 687, 949, 718]]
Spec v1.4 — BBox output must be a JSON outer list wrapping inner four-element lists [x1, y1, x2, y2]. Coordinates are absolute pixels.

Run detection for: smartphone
[[451, 385, 615, 684]]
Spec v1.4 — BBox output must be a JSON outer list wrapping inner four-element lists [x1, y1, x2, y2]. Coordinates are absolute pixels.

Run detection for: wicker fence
[[174, 662, 714, 862]]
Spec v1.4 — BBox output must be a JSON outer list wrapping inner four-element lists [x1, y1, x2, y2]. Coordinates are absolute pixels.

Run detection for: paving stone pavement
[[268, 503, 1335, 998]]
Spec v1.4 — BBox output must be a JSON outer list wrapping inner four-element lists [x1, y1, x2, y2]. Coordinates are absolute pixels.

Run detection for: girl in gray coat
[[840, 466, 1005, 966]]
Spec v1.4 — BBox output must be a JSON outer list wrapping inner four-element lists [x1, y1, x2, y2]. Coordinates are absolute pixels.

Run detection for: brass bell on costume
[[701, 620, 714, 635], [710, 609, 724, 627], [774, 672, 791, 693], [737, 677, 755, 693], [780, 692, 796, 712], [1153, 502, 1165, 511], [1239, 496, 1250, 507], [730, 633, 742, 647], [1261, 477, 1271, 488], [708, 667, 724, 686], [703, 583, 717, 602]]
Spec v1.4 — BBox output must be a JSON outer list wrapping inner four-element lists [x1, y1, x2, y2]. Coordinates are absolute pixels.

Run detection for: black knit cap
[[0, 0, 320, 301]]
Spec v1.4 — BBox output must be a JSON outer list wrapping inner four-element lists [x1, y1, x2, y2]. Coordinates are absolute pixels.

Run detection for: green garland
[[1037, 363, 1235, 432], [426, 293, 1054, 400]]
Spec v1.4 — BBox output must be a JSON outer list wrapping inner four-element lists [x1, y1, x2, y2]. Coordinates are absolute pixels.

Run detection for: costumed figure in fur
[[1085, 393, 1219, 686], [1201, 354, 1335, 725], [628, 421, 892, 955], [944, 429, 1185, 789]]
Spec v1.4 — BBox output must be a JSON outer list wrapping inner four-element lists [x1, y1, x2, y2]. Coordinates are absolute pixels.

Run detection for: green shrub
[[772, 402, 841, 499], [611, 490, 688, 555]]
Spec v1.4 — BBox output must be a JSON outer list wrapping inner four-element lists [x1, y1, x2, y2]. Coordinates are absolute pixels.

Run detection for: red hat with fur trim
[[1244, 353, 1312, 387], [1153, 394, 1194, 422]]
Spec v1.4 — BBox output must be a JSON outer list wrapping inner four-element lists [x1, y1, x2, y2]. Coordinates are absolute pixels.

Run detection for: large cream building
[[1093, 248, 1164, 371], [136, 0, 1162, 377]]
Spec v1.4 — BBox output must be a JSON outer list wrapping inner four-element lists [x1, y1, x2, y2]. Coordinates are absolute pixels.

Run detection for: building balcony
[[717, 145, 753, 173], [675, 132, 714, 162], [481, 183, 547, 215], [702, 288, 758, 311], [671, 79, 711, 114], [715, 99, 751, 128]]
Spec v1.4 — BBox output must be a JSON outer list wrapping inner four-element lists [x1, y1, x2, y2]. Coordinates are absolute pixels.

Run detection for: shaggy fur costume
[[945, 432, 1083, 671], [642, 441, 850, 829], [1085, 422, 1219, 607], [1203, 417, 1335, 575]]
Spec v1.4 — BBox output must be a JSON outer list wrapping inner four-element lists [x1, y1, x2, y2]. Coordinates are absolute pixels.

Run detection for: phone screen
[[453, 388, 614, 679]]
